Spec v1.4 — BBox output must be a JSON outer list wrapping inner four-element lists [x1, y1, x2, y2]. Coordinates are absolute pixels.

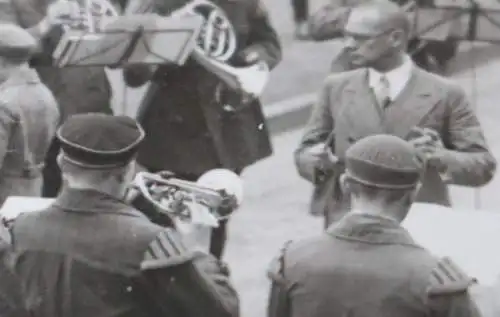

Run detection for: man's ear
[[339, 173, 350, 194]]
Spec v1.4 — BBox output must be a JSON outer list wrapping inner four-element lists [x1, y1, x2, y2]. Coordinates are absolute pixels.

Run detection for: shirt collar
[[327, 212, 420, 247], [368, 55, 413, 99]]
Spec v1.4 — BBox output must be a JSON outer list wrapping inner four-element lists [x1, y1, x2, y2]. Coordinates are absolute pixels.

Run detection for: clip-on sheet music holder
[[52, 14, 205, 67], [409, 0, 500, 43]]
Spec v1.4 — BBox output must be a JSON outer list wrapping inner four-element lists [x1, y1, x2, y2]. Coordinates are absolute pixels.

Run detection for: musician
[[122, 0, 282, 260], [295, 0, 496, 227], [0, 24, 59, 205], [307, 0, 458, 74], [5, 113, 240, 317], [269, 134, 482, 317], [10, 0, 114, 198]]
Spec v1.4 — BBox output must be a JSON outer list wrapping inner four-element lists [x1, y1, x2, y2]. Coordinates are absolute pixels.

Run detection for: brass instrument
[[126, 169, 243, 225], [57, 0, 270, 97]]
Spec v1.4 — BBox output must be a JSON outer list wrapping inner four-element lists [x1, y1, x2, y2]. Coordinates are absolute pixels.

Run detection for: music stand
[[52, 14, 205, 68], [409, 0, 500, 43]]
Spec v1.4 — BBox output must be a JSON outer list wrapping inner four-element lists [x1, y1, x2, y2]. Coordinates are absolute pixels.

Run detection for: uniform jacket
[[6, 189, 239, 317], [267, 213, 481, 317], [0, 66, 59, 206], [294, 66, 496, 225], [122, 0, 282, 175], [10, 0, 113, 120]]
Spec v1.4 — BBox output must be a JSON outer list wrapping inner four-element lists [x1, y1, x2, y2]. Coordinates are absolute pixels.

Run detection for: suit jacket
[[0, 66, 59, 206], [267, 213, 481, 317], [10, 0, 113, 120], [122, 0, 282, 176], [294, 66, 496, 225]]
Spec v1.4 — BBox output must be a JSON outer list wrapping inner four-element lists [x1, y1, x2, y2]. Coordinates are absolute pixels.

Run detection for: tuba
[[166, 0, 270, 97], [56, 0, 270, 97]]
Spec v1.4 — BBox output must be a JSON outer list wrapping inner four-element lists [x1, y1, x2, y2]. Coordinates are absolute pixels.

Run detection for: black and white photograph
[[1, 0, 500, 316]]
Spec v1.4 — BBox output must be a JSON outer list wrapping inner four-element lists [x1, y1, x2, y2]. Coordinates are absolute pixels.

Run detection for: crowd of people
[[0, 0, 497, 317]]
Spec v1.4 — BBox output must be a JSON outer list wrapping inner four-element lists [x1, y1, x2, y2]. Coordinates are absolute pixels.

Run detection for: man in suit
[[269, 134, 482, 317], [10, 0, 114, 198], [294, 0, 496, 228], [4, 113, 240, 317], [0, 23, 59, 205], [121, 0, 282, 260]]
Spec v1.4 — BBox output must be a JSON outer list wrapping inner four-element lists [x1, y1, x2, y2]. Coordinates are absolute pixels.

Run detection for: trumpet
[[125, 169, 243, 226]]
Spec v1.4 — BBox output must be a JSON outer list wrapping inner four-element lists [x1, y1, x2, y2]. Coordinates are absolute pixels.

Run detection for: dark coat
[[10, 0, 113, 120], [295, 66, 496, 226], [6, 189, 240, 317], [267, 213, 482, 317], [123, 0, 282, 175]]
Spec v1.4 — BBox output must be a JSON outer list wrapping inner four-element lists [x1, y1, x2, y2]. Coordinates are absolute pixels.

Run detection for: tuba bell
[[166, 0, 270, 97]]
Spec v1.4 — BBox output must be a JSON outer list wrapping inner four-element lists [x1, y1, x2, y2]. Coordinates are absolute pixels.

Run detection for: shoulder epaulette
[[427, 257, 477, 296], [140, 228, 195, 271], [267, 240, 293, 283]]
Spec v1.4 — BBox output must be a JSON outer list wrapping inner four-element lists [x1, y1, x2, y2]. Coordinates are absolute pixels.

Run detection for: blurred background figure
[[291, 0, 310, 39], [10, 0, 114, 198], [0, 23, 59, 206]]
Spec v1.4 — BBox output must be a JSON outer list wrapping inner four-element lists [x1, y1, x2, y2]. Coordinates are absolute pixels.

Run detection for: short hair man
[[5, 114, 239, 317], [0, 23, 59, 205], [294, 0, 496, 227], [269, 134, 481, 317]]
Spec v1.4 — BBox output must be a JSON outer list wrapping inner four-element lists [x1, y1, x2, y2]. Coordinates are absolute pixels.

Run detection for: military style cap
[[345, 134, 422, 189], [0, 23, 38, 63], [57, 113, 145, 169]]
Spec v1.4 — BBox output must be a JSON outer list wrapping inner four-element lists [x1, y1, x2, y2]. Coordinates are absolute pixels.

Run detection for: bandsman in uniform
[[9, 0, 114, 198], [121, 0, 282, 260], [5, 113, 240, 317], [268, 134, 481, 317], [0, 24, 59, 205]]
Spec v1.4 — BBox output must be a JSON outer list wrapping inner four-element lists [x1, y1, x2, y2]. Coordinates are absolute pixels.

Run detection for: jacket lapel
[[341, 69, 386, 141], [384, 67, 443, 139]]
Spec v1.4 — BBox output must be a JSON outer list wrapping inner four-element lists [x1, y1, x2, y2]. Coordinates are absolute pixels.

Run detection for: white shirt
[[368, 55, 413, 101]]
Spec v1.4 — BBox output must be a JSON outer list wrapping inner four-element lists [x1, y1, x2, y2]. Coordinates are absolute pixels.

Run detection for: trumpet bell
[[197, 169, 243, 206]]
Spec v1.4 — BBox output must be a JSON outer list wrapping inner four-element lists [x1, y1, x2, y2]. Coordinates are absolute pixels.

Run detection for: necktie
[[375, 75, 391, 108]]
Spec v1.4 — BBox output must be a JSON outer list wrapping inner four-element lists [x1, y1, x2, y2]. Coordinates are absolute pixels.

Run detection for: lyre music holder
[[410, 0, 500, 43], [52, 14, 205, 67]]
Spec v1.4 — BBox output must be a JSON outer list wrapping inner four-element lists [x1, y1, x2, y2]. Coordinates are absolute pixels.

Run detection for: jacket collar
[[0, 65, 40, 90], [53, 188, 148, 219], [327, 213, 420, 247]]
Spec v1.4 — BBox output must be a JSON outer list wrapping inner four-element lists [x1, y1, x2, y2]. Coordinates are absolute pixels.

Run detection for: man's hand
[[408, 127, 447, 170], [307, 142, 339, 172]]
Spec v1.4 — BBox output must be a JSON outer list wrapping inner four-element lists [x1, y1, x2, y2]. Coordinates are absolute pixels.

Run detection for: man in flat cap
[[269, 134, 481, 317], [0, 23, 59, 205], [4, 113, 240, 317], [295, 0, 496, 228]]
